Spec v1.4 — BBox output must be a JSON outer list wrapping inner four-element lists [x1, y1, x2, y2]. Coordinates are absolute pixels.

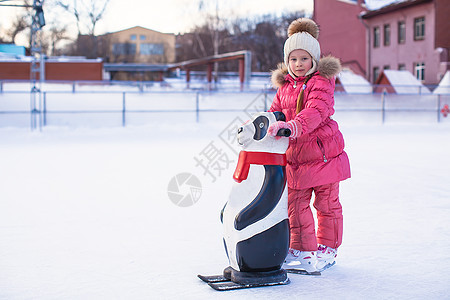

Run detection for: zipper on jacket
[[317, 137, 328, 163], [334, 218, 339, 249]]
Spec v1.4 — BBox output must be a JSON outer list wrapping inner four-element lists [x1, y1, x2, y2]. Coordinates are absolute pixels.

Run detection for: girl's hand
[[268, 120, 301, 138]]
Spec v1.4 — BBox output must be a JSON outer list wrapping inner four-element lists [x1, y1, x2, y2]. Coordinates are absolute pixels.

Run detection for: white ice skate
[[283, 248, 318, 273], [316, 244, 337, 271]]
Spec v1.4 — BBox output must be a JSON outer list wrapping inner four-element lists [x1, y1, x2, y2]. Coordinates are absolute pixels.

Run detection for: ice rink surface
[[1, 106, 450, 299]]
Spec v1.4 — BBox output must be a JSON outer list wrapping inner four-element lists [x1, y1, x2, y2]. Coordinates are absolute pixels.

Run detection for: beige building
[[102, 26, 176, 64]]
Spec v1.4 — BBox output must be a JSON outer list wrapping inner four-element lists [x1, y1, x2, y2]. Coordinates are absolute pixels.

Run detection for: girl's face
[[288, 49, 313, 77]]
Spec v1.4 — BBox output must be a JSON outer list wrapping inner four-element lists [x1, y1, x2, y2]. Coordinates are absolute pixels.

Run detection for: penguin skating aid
[[198, 112, 292, 291]]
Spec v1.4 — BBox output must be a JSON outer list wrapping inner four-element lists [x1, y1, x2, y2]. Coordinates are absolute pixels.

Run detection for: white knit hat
[[283, 18, 321, 78]]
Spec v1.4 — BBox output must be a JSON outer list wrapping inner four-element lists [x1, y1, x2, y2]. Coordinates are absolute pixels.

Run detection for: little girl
[[267, 18, 351, 272]]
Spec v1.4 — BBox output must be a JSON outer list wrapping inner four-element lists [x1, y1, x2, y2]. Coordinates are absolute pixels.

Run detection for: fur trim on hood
[[271, 55, 342, 88]]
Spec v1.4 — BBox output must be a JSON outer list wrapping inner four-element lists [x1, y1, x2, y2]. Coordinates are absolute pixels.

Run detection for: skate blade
[[317, 261, 336, 272], [198, 274, 229, 283], [208, 278, 290, 291], [285, 268, 321, 276]]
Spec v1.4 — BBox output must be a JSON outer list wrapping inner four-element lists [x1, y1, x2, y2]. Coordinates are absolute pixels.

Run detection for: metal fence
[[0, 80, 449, 130]]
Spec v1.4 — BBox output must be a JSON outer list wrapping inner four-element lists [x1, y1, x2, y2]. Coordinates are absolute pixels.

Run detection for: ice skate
[[316, 244, 337, 271], [283, 248, 318, 273]]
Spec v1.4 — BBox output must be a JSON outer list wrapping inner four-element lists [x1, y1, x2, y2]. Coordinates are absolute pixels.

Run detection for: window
[[140, 35, 146, 41], [140, 43, 164, 55], [383, 24, 390, 46], [414, 62, 425, 81], [112, 43, 136, 55], [373, 26, 380, 48], [383, 65, 390, 70], [398, 64, 406, 71], [398, 21, 405, 44], [414, 17, 425, 40], [130, 34, 137, 41], [373, 66, 380, 83]]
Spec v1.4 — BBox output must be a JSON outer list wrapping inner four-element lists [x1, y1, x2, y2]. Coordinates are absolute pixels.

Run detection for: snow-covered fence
[[0, 88, 271, 129], [0, 81, 449, 129], [333, 92, 450, 124]]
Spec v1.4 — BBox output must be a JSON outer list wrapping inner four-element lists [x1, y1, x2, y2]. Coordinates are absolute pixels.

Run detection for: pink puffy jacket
[[269, 56, 351, 189]]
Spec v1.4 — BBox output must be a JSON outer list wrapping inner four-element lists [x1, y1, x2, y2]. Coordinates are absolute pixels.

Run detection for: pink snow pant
[[288, 182, 343, 251]]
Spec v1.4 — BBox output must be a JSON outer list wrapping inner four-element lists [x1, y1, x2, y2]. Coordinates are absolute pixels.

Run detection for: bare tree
[[55, 0, 109, 57], [197, 0, 227, 81], [85, 0, 108, 36], [46, 25, 71, 56], [176, 11, 305, 72], [56, 0, 83, 36], [0, 0, 33, 45], [55, 0, 109, 36], [6, 14, 30, 44]]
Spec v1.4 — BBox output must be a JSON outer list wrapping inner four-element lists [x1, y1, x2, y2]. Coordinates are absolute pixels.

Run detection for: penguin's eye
[[252, 116, 269, 140]]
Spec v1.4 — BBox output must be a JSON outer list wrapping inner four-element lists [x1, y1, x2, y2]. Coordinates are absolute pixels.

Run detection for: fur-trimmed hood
[[271, 55, 342, 88]]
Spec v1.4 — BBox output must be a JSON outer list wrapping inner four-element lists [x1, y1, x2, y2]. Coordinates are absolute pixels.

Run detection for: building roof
[[0, 54, 102, 63], [0, 44, 26, 56], [103, 26, 174, 36], [361, 0, 432, 18], [364, 0, 398, 10], [337, 69, 373, 93], [378, 70, 431, 94], [433, 71, 450, 94]]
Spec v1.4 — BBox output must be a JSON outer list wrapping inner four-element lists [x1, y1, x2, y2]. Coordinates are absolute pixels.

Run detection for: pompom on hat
[[283, 18, 321, 78]]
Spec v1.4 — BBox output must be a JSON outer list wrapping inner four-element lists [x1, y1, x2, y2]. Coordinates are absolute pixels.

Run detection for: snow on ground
[[1, 111, 450, 299]]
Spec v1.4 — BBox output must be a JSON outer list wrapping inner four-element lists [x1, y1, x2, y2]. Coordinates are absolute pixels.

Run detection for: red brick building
[[361, 0, 450, 85], [314, 0, 368, 77], [0, 57, 103, 81], [314, 0, 450, 85]]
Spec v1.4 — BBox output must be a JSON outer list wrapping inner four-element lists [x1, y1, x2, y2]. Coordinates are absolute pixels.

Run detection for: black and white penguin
[[220, 111, 290, 285]]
